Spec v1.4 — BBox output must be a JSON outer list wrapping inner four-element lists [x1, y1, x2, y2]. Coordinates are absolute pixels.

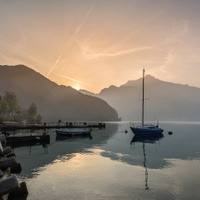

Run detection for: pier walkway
[[1, 121, 106, 131]]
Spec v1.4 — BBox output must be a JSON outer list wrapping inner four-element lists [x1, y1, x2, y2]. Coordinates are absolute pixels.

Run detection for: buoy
[[168, 131, 173, 135]]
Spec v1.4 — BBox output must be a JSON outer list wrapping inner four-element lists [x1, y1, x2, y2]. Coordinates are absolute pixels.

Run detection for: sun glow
[[1, 0, 200, 93], [73, 84, 80, 91]]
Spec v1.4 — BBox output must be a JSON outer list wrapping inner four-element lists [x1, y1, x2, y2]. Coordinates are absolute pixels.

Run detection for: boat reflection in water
[[131, 134, 164, 144], [56, 134, 93, 141], [131, 134, 164, 190]]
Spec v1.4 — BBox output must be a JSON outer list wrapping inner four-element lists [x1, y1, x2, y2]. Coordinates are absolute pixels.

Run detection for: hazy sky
[[1, 0, 200, 93]]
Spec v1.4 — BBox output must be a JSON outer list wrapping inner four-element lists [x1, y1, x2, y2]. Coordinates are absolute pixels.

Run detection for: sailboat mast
[[142, 68, 145, 126]]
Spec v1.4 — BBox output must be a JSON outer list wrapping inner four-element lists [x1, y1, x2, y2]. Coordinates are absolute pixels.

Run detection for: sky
[[1, 0, 200, 93]]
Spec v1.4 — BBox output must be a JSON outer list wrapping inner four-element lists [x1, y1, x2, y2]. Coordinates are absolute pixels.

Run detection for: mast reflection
[[131, 134, 164, 190]]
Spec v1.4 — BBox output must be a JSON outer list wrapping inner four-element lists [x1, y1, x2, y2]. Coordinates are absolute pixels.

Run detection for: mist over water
[[12, 122, 200, 200]]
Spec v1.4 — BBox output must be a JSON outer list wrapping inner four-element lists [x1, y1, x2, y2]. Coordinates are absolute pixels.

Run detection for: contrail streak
[[82, 45, 156, 59], [47, 54, 62, 78], [55, 73, 89, 85], [47, 4, 94, 78], [75, 5, 93, 36]]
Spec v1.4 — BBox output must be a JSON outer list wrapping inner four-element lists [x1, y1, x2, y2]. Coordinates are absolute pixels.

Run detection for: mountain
[[79, 89, 96, 96], [0, 65, 119, 122], [98, 75, 200, 122]]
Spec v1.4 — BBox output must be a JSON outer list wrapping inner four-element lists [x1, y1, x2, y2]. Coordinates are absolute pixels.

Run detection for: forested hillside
[[0, 65, 119, 122]]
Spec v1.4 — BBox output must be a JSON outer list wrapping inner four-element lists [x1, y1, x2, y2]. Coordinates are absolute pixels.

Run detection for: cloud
[[81, 45, 157, 59], [160, 50, 175, 73], [47, 4, 94, 78]]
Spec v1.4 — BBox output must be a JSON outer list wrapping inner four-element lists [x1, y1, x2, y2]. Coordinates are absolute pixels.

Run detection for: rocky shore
[[0, 132, 28, 200]]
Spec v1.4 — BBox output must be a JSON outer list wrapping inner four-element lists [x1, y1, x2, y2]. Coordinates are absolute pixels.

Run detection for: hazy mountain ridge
[[98, 75, 200, 121], [0, 65, 119, 122], [79, 89, 96, 96]]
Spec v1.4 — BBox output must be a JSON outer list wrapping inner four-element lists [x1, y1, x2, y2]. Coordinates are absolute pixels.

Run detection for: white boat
[[56, 128, 92, 136], [130, 69, 164, 135]]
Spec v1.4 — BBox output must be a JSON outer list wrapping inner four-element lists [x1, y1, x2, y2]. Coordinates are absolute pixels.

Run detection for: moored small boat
[[130, 124, 163, 135]]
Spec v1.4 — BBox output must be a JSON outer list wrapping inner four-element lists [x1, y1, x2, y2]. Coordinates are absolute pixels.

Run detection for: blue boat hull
[[130, 125, 164, 135]]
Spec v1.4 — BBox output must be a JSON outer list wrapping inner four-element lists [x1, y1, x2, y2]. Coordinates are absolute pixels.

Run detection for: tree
[[0, 92, 42, 123], [27, 103, 42, 123], [3, 91, 20, 115], [36, 114, 42, 123], [0, 101, 9, 115]]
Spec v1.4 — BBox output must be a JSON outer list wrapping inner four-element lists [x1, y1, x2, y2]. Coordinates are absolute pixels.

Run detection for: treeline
[[0, 91, 42, 124]]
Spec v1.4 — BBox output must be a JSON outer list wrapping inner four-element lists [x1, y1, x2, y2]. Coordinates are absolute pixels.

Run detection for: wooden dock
[[1, 122, 106, 131], [6, 134, 50, 147]]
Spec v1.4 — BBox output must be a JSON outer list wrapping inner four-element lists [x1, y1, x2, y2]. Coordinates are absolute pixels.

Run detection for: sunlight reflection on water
[[13, 122, 200, 200]]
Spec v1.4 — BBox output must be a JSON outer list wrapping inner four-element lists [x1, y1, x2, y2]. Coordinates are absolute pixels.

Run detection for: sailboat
[[130, 69, 164, 135]]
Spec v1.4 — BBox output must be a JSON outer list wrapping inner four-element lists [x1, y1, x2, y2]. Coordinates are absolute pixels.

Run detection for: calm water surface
[[12, 122, 200, 200]]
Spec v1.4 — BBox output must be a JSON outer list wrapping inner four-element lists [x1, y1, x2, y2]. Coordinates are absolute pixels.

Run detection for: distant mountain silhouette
[[98, 75, 200, 122], [79, 89, 96, 96], [0, 65, 119, 122]]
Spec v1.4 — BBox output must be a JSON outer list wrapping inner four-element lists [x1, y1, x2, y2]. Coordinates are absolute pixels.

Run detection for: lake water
[[12, 122, 200, 200]]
